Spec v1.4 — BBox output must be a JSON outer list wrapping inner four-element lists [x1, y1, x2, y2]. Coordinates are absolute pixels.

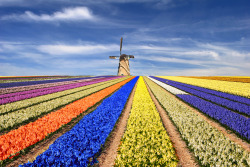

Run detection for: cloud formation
[[37, 44, 119, 55], [1, 6, 96, 22]]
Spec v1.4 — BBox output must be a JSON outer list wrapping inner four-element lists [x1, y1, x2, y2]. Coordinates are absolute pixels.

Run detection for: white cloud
[[199, 43, 248, 58], [127, 44, 220, 60], [37, 44, 119, 55], [182, 51, 220, 60], [1, 39, 250, 76], [49, 59, 118, 69], [1, 6, 96, 22], [139, 56, 206, 66]]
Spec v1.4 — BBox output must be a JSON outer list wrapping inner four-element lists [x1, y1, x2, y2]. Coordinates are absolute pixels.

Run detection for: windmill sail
[[120, 37, 123, 56], [109, 56, 119, 59]]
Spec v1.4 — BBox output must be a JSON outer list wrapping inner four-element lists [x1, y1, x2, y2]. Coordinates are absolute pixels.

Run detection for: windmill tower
[[109, 37, 135, 76]]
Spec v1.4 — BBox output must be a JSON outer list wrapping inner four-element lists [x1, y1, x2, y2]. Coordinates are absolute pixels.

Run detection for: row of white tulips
[[148, 77, 188, 95]]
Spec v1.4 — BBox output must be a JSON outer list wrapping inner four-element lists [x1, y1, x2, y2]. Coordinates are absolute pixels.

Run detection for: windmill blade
[[109, 56, 119, 59], [120, 37, 123, 55]]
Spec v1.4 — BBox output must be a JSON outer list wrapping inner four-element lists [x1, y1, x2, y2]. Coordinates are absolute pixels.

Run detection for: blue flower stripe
[[20, 76, 138, 167], [151, 76, 250, 116]]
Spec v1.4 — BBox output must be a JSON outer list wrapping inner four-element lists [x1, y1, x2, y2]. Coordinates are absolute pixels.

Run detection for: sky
[[0, 0, 250, 76]]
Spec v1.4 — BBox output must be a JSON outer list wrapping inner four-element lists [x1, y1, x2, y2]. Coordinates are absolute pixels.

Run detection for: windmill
[[109, 37, 135, 76]]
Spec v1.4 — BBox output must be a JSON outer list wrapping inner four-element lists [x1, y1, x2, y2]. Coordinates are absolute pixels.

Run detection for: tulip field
[[0, 75, 249, 166]]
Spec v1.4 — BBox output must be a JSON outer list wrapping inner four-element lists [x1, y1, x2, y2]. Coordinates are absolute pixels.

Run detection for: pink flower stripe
[[0, 76, 121, 105], [0, 76, 68, 80], [0, 78, 102, 95], [0, 77, 134, 161]]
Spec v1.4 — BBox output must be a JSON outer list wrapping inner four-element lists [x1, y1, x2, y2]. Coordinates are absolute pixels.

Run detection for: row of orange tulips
[[0, 77, 134, 161]]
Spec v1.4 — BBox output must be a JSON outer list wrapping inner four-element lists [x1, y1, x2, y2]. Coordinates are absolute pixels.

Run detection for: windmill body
[[109, 38, 134, 76], [118, 54, 131, 76]]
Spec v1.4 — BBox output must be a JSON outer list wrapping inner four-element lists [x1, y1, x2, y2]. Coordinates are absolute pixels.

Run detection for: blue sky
[[0, 0, 250, 76]]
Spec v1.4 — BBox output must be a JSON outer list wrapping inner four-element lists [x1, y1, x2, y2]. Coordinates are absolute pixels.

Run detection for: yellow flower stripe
[[115, 77, 178, 166], [158, 76, 250, 98], [181, 76, 250, 83]]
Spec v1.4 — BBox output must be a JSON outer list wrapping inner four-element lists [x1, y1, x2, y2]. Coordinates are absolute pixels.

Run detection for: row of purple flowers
[[0, 76, 112, 89], [152, 77, 250, 105], [0, 77, 121, 105], [151, 76, 250, 141], [150, 77, 250, 116], [177, 94, 250, 140], [0, 76, 68, 81], [0, 78, 95, 98], [0, 78, 97, 95]]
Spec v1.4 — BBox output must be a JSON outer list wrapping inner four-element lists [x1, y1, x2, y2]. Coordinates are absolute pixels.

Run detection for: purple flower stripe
[[0, 76, 68, 80], [0, 76, 121, 105], [0, 78, 98, 95], [0, 76, 112, 89], [177, 94, 250, 140], [0, 78, 97, 97], [151, 76, 250, 105], [150, 77, 250, 116]]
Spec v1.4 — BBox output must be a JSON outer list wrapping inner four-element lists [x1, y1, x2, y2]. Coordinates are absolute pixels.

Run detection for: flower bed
[[20, 77, 138, 166], [159, 76, 250, 99], [115, 77, 178, 166], [151, 76, 250, 116], [0, 77, 123, 115], [0, 77, 128, 131], [0, 77, 135, 162], [150, 76, 249, 140], [0, 76, 110, 89], [145, 77, 249, 166], [0, 76, 121, 104]]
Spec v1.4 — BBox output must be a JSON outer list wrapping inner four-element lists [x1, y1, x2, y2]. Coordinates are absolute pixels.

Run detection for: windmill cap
[[120, 54, 134, 59]]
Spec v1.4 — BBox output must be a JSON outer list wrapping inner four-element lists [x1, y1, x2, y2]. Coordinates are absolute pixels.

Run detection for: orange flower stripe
[[0, 77, 135, 161]]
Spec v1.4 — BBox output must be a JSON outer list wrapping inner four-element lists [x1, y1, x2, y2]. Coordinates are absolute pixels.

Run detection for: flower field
[[0, 75, 249, 166]]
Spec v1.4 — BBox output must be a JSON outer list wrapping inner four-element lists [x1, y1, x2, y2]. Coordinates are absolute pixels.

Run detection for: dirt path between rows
[[95, 81, 137, 167], [144, 78, 199, 167], [146, 77, 250, 153], [6, 104, 100, 167]]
